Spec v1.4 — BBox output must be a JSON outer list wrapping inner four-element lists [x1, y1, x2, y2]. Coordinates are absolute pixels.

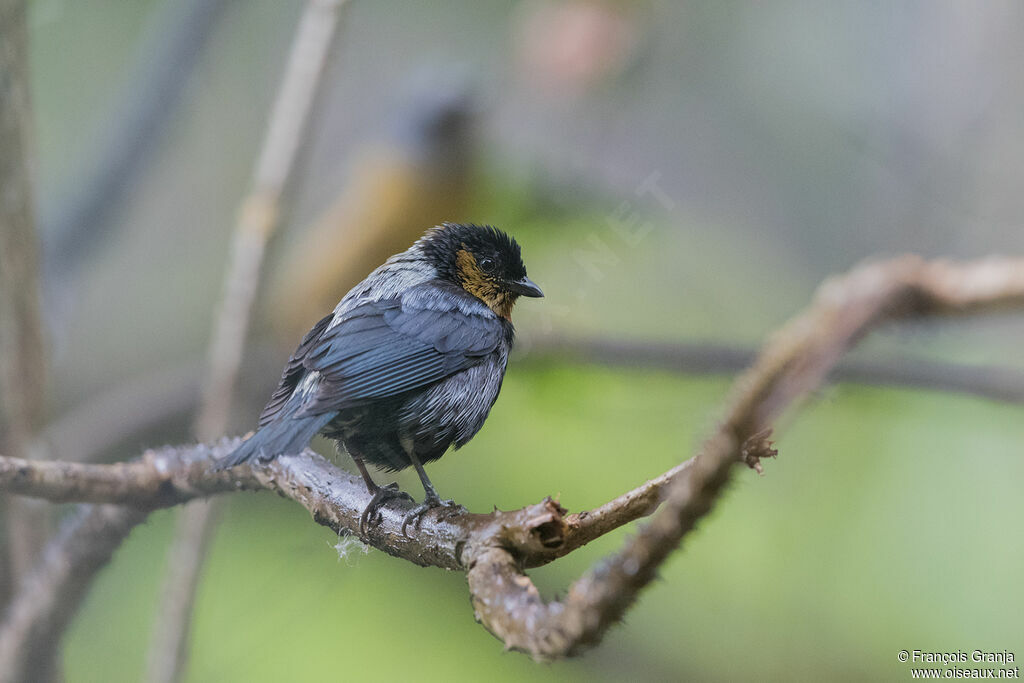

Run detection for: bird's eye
[[479, 257, 496, 273]]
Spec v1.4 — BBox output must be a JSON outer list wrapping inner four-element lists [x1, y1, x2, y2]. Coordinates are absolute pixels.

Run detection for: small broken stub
[[528, 498, 568, 549], [741, 427, 778, 475]]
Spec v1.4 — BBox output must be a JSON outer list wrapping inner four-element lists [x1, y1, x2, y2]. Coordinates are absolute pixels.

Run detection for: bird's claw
[[358, 483, 413, 537], [401, 496, 463, 537]]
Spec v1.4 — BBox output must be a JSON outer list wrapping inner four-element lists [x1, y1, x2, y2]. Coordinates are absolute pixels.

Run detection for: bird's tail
[[215, 407, 335, 470]]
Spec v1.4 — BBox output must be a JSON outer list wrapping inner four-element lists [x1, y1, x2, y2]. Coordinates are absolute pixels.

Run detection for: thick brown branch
[[466, 255, 1024, 659], [0, 441, 258, 506], [0, 441, 576, 571]]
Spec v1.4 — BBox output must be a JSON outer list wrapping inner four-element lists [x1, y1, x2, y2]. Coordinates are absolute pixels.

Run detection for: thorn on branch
[[741, 428, 778, 475]]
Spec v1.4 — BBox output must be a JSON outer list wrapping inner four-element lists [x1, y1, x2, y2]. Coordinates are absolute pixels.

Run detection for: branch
[[0, 441, 559, 571], [149, 2, 347, 681], [0, 0, 50, 615], [0, 0, 45, 453], [0, 440, 258, 506], [465, 255, 1024, 658], [0, 438, 700, 575], [0, 505, 148, 683], [38, 331, 1024, 470]]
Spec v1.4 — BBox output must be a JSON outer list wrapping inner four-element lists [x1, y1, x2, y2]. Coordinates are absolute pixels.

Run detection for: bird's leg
[[351, 452, 412, 537], [351, 455, 380, 494], [401, 450, 463, 536]]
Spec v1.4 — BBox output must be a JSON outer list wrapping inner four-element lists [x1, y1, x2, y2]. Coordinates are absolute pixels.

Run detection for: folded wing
[[261, 281, 505, 424]]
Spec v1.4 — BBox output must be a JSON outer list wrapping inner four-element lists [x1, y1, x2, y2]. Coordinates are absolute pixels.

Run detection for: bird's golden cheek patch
[[455, 248, 483, 286], [455, 248, 515, 319]]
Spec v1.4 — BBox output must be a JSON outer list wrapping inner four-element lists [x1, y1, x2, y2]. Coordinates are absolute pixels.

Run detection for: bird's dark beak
[[507, 276, 544, 298]]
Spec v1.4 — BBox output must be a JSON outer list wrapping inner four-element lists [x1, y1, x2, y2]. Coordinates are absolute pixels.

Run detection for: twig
[[2, 254, 1023, 662], [148, 2, 347, 682], [0, 0, 49, 614]]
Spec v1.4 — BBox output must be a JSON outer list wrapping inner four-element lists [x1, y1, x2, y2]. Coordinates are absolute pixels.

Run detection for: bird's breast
[[404, 346, 509, 447]]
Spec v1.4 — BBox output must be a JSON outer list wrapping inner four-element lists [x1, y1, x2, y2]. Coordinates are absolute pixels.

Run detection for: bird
[[218, 223, 543, 534]]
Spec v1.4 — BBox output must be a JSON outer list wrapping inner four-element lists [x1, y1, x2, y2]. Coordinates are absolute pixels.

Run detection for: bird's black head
[[421, 223, 543, 319]]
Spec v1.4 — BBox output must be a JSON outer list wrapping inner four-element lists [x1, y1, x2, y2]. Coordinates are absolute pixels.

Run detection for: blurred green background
[[19, 0, 1024, 680]]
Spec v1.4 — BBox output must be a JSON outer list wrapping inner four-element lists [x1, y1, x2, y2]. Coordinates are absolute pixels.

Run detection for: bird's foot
[[401, 494, 463, 537], [359, 483, 414, 537]]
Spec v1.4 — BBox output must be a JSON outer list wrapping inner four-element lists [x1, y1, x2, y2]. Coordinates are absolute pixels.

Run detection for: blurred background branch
[[0, 505, 148, 683], [41, 0, 228, 292], [528, 336, 1024, 404], [0, 0, 49, 627], [148, 2, 347, 682]]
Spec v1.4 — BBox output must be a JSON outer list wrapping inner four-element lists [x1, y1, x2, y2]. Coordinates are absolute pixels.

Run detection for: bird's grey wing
[[257, 312, 335, 428], [297, 281, 507, 416]]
